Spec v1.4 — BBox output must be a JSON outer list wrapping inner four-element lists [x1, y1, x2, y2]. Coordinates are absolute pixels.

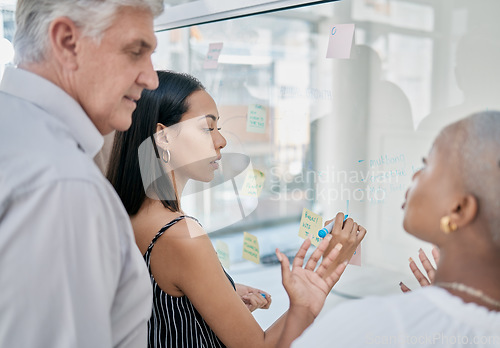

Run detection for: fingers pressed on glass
[[419, 248, 436, 281], [399, 281, 412, 293], [357, 225, 367, 241], [409, 258, 431, 286], [332, 213, 344, 234], [343, 218, 354, 232], [304, 235, 331, 271], [324, 261, 348, 289], [431, 246, 440, 265], [351, 222, 358, 234], [316, 243, 342, 278]]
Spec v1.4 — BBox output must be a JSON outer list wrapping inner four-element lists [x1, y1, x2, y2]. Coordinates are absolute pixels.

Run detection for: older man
[[0, 1, 163, 347]]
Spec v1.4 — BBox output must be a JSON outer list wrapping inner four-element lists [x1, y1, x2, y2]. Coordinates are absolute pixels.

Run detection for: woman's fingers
[[251, 289, 272, 309], [324, 260, 348, 289], [418, 248, 436, 282], [315, 243, 343, 279], [342, 218, 354, 234], [331, 212, 345, 235], [277, 248, 291, 286], [292, 238, 311, 268], [304, 235, 332, 271], [357, 225, 367, 242], [431, 246, 440, 265], [245, 293, 267, 309], [409, 257, 431, 286], [241, 294, 259, 312], [399, 281, 412, 293]]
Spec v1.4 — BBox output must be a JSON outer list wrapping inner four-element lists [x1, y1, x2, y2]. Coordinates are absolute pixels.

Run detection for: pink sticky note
[[326, 24, 355, 59], [349, 244, 362, 266], [203, 42, 223, 69]]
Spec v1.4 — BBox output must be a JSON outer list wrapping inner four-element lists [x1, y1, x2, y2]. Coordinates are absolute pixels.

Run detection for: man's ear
[[450, 194, 478, 229], [48, 17, 79, 70]]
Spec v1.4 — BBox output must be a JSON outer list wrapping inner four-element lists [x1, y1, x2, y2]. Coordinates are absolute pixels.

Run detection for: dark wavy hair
[[107, 70, 205, 216]]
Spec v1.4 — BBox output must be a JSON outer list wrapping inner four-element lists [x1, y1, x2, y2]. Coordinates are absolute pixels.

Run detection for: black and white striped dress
[[144, 215, 235, 348]]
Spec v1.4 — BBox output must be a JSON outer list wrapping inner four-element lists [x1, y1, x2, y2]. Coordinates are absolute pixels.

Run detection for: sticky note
[[241, 170, 265, 197], [349, 244, 362, 266], [326, 23, 355, 59], [216, 240, 230, 269], [203, 42, 223, 69], [242, 232, 260, 264], [298, 208, 323, 247], [246, 104, 267, 133]]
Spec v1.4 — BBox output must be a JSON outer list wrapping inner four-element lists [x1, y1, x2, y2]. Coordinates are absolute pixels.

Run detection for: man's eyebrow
[[124, 39, 155, 51]]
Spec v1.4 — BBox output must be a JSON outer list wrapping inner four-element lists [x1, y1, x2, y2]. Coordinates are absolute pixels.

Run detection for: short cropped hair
[[445, 111, 500, 243], [13, 0, 164, 64]]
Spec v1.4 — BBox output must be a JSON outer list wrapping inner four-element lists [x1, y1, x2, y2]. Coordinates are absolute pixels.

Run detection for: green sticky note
[[246, 104, 267, 134], [216, 240, 230, 270]]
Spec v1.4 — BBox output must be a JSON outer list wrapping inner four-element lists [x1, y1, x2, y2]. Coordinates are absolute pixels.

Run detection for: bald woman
[[276, 111, 500, 347]]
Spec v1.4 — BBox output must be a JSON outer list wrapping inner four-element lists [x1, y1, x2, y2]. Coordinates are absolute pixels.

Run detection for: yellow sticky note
[[242, 232, 260, 264], [216, 240, 230, 270], [298, 208, 323, 247], [241, 170, 265, 197]]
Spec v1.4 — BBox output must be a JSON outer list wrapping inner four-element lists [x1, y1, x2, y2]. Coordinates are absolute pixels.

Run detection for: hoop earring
[[440, 216, 457, 234], [161, 149, 171, 164]]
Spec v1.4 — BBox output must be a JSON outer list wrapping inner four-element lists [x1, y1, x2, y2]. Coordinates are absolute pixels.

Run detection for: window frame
[[154, 0, 340, 31]]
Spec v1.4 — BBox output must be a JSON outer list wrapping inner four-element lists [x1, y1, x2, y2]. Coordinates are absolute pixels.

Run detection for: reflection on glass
[[150, 0, 498, 289]]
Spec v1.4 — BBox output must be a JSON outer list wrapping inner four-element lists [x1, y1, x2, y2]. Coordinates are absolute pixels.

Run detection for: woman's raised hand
[[276, 235, 347, 318], [400, 247, 440, 292], [322, 212, 367, 277]]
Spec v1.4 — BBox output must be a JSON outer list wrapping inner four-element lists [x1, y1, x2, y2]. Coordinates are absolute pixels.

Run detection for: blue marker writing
[[318, 215, 348, 238]]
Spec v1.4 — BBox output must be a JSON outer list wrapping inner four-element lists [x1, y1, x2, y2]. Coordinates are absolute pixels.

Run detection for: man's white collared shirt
[[0, 67, 152, 348]]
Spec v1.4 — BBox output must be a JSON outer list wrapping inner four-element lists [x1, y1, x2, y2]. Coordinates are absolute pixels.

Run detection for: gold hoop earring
[[440, 216, 457, 234], [161, 149, 171, 164]]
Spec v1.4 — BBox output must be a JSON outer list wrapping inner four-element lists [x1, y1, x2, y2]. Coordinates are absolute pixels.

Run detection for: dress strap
[[146, 215, 201, 253]]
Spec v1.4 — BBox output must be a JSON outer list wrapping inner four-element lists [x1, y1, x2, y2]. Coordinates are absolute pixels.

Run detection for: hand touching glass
[[275, 235, 347, 348], [400, 247, 440, 292]]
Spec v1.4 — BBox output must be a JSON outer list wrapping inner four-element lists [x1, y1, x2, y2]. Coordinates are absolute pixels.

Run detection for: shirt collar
[[0, 67, 104, 158]]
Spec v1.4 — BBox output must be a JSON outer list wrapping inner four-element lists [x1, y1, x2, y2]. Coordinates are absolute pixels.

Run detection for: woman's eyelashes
[[203, 127, 222, 132]]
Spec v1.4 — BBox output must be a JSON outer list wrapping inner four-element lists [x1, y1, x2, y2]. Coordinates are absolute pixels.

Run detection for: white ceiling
[[0, 0, 16, 11]]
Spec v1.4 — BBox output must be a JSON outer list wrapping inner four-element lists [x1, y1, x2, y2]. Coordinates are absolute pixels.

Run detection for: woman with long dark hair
[[107, 70, 365, 348]]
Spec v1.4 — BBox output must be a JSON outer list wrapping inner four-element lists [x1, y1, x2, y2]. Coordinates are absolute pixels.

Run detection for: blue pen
[[318, 215, 348, 238], [260, 293, 266, 299]]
